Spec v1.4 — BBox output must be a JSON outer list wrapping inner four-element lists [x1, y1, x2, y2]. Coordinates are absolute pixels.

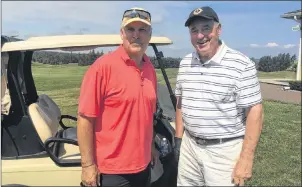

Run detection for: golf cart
[[1, 34, 178, 186]]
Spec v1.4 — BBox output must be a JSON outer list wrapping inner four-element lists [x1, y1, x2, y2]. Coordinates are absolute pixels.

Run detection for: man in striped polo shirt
[[174, 6, 264, 186]]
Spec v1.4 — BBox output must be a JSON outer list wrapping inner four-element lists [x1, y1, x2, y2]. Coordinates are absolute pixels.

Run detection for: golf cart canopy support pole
[[151, 43, 177, 111], [280, 9, 302, 81]]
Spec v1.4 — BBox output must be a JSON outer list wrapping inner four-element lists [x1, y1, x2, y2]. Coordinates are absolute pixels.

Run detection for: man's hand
[[232, 154, 254, 186], [174, 96, 184, 164], [151, 143, 158, 168], [232, 103, 263, 186], [81, 164, 101, 187], [77, 115, 99, 186]]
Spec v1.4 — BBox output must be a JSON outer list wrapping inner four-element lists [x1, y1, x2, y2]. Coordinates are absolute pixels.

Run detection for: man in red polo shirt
[[77, 7, 157, 187]]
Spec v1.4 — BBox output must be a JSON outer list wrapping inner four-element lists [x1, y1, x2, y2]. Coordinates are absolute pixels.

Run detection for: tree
[[291, 54, 297, 64], [258, 56, 273, 72], [283, 53, 291, 71], [257, 53, 294, 72], [250, 57, 257, 62]]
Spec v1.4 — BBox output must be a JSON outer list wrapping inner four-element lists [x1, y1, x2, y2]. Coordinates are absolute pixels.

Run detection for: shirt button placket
[[141, 76, 144, 86], [200, 65, 204, 75], [140, 70, 144, 87]]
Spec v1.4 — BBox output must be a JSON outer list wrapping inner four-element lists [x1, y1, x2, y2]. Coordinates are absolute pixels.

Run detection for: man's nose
[[132, 30, 140, 39], [197, 32, 205, 38]]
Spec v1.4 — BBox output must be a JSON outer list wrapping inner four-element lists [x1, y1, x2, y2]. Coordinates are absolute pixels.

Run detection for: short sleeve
[[235, 61, 262, 108], [152, 66, 158, 113], [78, 63, 106, 117], [174, 69, 182, 97]]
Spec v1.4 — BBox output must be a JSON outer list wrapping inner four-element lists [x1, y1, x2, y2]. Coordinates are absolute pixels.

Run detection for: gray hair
[[214, 21, 221, 27]]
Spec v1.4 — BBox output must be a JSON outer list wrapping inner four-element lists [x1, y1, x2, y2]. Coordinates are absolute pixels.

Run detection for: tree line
[[254, 53, 297, 72], [32, 50, 181, 68], [32, 50, 103, 66], [32, 50, 297, 71]]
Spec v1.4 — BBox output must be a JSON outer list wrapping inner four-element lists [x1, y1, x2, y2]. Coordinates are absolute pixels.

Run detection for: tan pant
[[177, 131, 243, 186]]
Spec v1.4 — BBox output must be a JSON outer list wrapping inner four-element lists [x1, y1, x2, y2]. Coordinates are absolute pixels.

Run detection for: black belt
[[186, 130, 244, 146]]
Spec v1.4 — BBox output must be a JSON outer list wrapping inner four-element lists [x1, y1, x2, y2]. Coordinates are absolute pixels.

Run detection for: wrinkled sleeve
[[175, 66, 183, 97], [153, 67, 158, 113], [78, 64, 106, 117], [235, 61, 262, 108]]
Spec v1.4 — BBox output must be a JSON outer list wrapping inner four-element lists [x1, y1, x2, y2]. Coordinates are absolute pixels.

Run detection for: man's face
[[120, 21, 152, 56], [189, 18, 221, 57]]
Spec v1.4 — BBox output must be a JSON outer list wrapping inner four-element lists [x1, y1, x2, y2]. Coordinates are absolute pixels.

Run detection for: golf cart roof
[[1, 34, 173, 52]]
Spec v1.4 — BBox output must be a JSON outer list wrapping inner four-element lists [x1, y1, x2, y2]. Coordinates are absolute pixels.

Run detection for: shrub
[[257, 53, 295, 72], [292, 61, 298, 72], [289, 80, 302, 91]]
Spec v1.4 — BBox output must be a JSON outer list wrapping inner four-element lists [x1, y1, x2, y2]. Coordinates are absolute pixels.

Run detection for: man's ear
[[120, 28, 124, 40], [217, 23, 222, 36]]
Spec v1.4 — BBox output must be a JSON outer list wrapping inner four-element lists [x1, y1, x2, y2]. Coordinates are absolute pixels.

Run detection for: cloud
[[249, 44, 261, 48], [283, 44, 296, 49], [2, 1, 191, 40], [249, 43, 278, 48], [2, 1, 189, 26], [240, 46, 299, 58], [249, 43, 298, 50], [3, 30, 20, 37], [2, 2, 129, 27], [2, 1, 299, 59], [265, 42, 279, 47], [2, 1, 193, 58]]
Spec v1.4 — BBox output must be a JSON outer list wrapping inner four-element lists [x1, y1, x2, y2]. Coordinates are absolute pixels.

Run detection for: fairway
[[257, 71, 296, 80], [32, 63, 301, 186]]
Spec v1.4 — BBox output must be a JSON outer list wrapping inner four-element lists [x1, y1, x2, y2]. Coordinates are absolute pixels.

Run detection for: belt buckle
[[196, 138, 207, 145]]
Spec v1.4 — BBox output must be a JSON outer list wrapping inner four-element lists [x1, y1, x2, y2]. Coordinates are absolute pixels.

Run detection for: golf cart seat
[[37, 94, 78, 140], [28, 94, 80, 166]]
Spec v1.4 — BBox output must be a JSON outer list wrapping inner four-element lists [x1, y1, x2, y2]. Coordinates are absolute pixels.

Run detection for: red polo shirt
[[78, 45, 157, 174]]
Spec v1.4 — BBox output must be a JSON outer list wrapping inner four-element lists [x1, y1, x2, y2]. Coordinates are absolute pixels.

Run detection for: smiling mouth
[[197, 39, 210, 45]]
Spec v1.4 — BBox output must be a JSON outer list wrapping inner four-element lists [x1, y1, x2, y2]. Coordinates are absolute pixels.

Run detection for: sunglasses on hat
[[122, 9, 151, 22]]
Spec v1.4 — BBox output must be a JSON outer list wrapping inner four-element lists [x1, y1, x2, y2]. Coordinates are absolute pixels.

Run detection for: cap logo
[[193, 8, 203, 15]]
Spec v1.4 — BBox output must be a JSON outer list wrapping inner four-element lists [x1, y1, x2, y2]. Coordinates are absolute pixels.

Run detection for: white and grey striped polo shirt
[[175, 41, 262, 139]]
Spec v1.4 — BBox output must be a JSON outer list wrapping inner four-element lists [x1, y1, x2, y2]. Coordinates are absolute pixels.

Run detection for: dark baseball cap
[[185, 6, 219, 27]]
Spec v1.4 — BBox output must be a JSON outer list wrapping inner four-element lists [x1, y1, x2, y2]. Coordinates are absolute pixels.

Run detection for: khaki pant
[[177, 131, 243, 186]]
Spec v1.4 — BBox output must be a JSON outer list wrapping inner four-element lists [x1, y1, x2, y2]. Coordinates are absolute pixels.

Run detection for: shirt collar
[[192, 40, 227, 65]]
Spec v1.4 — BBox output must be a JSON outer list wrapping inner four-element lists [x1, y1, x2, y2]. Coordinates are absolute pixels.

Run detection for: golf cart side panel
[[2, 157, 81, 186], [2, 116, 45, 158]]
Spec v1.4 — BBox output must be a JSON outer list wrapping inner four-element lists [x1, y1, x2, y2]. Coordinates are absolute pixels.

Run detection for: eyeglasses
[[122, 9, 151, 22]]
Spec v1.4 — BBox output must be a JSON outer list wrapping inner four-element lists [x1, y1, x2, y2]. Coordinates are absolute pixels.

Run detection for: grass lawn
[[158, 69, 297, 86], [246, 101, 301, 186], [32, 63, 301, 186], [257, 70, 296, 80]]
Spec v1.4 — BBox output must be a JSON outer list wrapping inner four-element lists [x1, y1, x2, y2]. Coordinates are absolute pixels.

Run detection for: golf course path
[[260, 82, 301, 104]]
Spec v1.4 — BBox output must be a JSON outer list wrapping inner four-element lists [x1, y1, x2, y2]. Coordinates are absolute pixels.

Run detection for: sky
[[1, 1, 301, 59]]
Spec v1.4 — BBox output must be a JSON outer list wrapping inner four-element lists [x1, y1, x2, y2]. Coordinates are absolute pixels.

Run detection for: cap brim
[[122, 17, 151, 27], [185, 15, 214, 27]]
